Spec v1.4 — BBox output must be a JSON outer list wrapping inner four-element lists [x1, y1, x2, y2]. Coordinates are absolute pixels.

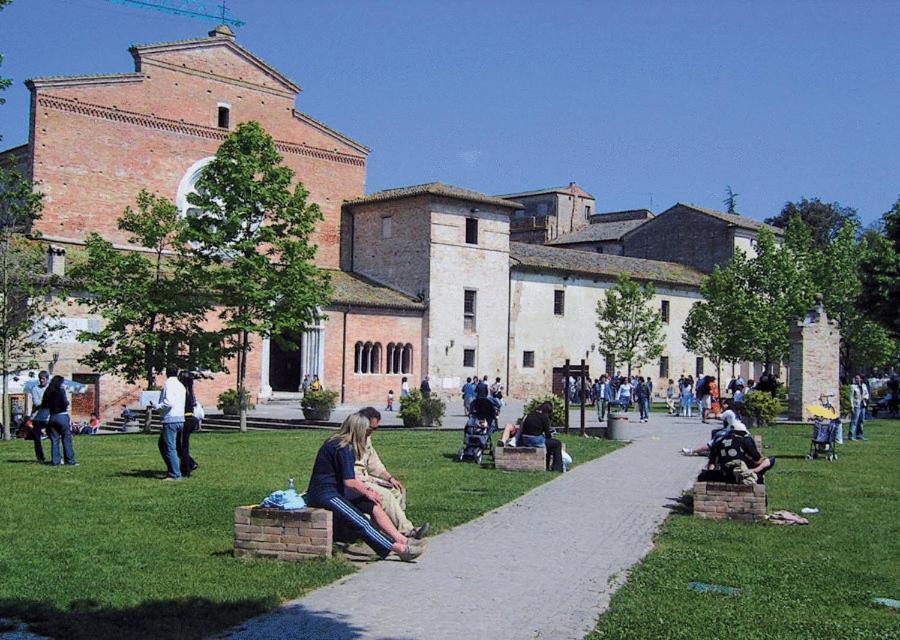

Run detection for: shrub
[[301, 389, 338, 420], [216, 388, 254, 414], [743, 391, 780, 426], [523, 394, 566, 428], [839, 385, 851, 418], [399, 390, 445, 427]]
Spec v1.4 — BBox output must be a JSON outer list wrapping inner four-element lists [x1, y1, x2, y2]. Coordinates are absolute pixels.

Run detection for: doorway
[[268, 333, 303, 392]]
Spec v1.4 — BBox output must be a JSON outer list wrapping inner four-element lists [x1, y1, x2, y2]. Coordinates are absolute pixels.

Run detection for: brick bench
[[693, 482, 767, 522], [234, 506, 333, 560], [495, 446, 546, 471]]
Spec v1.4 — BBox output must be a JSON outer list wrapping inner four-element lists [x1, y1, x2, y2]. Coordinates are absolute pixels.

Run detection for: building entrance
[[268, 333, 303, 392]]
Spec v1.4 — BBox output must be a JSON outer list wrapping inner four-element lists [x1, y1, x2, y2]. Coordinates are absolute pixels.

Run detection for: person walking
[[154, 366, 186, 480], [178, 371, 201, 478], [400, 377, 411, 399], [28, 371, 50, 463], [665, 379, 677, 415], [420, 375, 431, 398], [849, 375, 869, 441], [461, 377, 476, 414], [40, 375, 77, 466], [681, 376, 694, 418], [637, 377, 651, 423], [595, 375, 610, 421]]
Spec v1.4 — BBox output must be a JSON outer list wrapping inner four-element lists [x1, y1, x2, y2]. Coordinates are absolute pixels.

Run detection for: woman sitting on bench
[[305, 413, 426, 562]]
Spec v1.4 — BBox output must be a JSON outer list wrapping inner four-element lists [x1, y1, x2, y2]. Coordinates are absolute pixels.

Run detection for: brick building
[[1, 27, 778, 417]]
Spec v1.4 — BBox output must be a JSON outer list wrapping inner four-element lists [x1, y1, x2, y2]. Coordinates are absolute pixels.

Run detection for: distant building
[[500, 182, 595, 244], [546, 209, 654, 255]]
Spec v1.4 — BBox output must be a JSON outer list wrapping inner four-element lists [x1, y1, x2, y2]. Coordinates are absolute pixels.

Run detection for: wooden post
[[563, 359, 570, 434], [580, 359, 586, 437]]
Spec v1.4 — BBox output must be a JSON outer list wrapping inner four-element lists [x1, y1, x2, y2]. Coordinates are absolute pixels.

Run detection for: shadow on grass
[[113, 469, 165, 479], [5, 459, 40, 464], [0, 596, 375, 640]]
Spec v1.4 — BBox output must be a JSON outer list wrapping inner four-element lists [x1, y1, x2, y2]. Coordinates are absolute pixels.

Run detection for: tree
[[743, 227, 814, 372], [595, 274, 665, 376], [0, 162, 56, 440], [859, 199, 900, 344], [722, 186, 739, 214], [682, 252, 753, 381], [765, 197, 859, 250], [183, 121, 332, 431], [71, 191, 225, 429]]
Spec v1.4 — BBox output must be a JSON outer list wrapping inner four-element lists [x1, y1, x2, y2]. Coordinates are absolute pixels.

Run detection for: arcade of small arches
[[353, 341, 413, 375]]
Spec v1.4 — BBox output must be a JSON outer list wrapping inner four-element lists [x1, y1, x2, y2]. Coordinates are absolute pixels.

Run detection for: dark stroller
[[807, 418, 840, 461], [457, 397, 500, 464]]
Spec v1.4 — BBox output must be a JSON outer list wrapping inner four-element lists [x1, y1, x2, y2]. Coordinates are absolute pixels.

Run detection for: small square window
[[465, 218, 479, 244], [463, 349, 476, 368], [554, 290, 565, 316], [464, 289, 477, 332], [217, 105, 230, 129], [381, 216, 393, 239], [523, 351, 535, 368], [661, 300, 670, 323]]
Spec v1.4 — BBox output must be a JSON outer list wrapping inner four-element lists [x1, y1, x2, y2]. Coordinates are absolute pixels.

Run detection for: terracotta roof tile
[[547, 219, 649, 244], [326, 270, 425, 311]]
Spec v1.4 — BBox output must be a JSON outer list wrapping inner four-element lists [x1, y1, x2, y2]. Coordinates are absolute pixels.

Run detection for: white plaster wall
[[733, 231, 757, 259], [508, 271, 705, 398], [426, 202, 511, 396]]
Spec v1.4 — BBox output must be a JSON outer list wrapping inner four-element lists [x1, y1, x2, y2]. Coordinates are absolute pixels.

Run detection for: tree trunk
[[238, 330, 249, 433], [1, 372, 10, 441]]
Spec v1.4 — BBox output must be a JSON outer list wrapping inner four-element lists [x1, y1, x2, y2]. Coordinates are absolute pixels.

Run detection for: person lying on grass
[[305, 413, 426, 562]]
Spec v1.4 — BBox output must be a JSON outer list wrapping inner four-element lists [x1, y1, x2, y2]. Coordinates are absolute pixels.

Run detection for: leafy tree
[[722, 186, 739, 214], [71, 191, 225, 432], [182, 121, 332, 431], [0, 162, 56, 440], [859, 199, 900, 342], [595, 274, 665, 376], [682, 252, 752, 381], [765, 197, 859, 250], [743, 227, 814, 372]]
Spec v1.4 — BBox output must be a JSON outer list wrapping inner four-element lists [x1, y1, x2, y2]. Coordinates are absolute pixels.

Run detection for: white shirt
[[158, 376, 186, 424]]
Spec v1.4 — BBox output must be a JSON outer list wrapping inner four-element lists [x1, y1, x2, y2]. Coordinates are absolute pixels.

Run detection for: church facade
[[1, 28, 771, 417]]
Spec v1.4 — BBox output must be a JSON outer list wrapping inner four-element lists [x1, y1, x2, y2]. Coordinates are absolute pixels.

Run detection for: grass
[[0, 429, 619, 639], [590, 420, 900, 640]]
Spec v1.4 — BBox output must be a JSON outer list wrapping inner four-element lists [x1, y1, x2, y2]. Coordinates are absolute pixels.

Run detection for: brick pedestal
[[693, 482, 767, 522], [234, 506, 333, 560], [495, 446, 546, 471]]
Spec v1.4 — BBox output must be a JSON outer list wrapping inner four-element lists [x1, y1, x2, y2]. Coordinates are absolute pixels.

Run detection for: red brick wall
[[322, 309, 424, 404]]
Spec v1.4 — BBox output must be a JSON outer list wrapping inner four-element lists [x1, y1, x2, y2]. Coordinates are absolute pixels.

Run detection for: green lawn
[[591, 420, 900, 640], [0, 429, 618, 639]]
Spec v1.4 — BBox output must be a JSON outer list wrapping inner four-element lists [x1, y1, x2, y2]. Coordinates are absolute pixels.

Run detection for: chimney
[[208, 25, 236, 40]]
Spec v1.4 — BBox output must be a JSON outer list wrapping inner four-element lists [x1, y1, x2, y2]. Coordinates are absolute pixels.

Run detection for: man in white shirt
[[849, 375, 869, 441], [155, 365, 187, 480]]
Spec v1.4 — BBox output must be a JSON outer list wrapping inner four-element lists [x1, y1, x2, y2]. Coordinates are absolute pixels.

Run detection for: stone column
[[788, 297, 840, 421]]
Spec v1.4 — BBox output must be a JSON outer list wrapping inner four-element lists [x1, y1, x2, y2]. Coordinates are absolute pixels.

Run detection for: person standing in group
[[310, 375, 322, 392], [301, 374, 311, 395], [595, 375, 611, 421], [681, 376, 694, 417], [637, 377, 651, 423], [666, 379, 677, 415], [476, 375, 490, 398], [420, 375, 431, 398], [849, 374, 869, 441], [40, 375, 77, 466], [617, 376, 632, 412], [28, 371, 50, 463], [461, 377, 475, 414], [178, 371, 202, 478], [154, 365, 186, 481], [400, 376, 411, 398], [490, 377, 505, 405]]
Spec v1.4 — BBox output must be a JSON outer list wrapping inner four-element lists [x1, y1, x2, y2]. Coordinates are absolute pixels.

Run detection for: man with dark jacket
[[519, 402, 563, 472]]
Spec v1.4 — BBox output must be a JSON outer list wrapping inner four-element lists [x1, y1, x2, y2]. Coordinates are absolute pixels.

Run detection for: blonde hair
[[328, 413, 370, 460]]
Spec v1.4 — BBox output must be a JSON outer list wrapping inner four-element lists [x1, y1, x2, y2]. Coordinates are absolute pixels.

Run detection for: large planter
[[302, 407, 332, 421], [222, 406, 240, 416]]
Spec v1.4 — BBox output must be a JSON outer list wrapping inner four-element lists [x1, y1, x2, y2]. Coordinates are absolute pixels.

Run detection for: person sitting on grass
[[305, 413, 426, 562], [518, 402, 564, 472], [698, 420, 775, 485], [355, 407, 430, 540]]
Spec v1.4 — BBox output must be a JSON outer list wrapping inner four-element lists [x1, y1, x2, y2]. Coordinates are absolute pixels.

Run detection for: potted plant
[[217, 388, 254, 416], [301, 389, 338, 421], [399, 390, 446, 427]]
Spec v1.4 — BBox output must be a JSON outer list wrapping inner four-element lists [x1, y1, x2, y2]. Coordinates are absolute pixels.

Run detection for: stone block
[[234, 506, 333, 560], [495, 446, 546, 472], [693, 481, 766, 522]]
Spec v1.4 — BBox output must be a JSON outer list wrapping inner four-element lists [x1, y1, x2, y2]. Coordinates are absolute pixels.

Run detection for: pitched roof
[[509, 242, 703, 287], [546, 219, 649, 245], [666, 203, 784, 235], [327, 270, 425, 311], [497, 182, 595, 200], [292, 110, 370, 154], [26, 72, 145, 88], [344, 182, 524, 210]]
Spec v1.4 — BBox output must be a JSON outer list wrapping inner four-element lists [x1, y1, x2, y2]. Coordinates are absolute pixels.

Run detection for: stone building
[[1, 27, 769, 416]]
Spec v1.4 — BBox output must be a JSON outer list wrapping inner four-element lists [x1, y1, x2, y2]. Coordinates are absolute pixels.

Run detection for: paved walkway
[[220, 413, 711, 640]]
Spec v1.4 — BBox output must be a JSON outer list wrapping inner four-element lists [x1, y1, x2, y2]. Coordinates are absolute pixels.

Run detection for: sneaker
[[412, 522, 431, 539], [397, 543, 425, 562], [681, 448, 693, 456], [496, 440, 505, 447], [64, 462, 79, 467], [162, 476, 181, 481]]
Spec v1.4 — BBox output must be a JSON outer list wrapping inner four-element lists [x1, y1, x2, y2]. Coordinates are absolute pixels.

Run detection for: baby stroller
[[806, 404, 840, 461], [457, 396, 500, 464]]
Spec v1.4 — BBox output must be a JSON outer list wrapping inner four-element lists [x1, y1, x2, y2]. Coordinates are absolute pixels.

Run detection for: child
[[386, 390, 395, 412]]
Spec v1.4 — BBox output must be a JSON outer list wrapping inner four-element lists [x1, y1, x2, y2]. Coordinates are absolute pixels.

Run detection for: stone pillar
[[788, 297, 840, 421]]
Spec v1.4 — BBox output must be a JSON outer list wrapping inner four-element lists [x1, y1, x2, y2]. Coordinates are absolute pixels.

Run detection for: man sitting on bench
[[518, 402, 563, 472], [700, 420, 775, 485]]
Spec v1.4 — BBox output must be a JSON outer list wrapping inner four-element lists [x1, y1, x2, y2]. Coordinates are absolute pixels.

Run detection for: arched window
[[386, 343, 396, 374], [401, 343, 413, 375], [371, 343, 382, 373], [353, 341, 364, 374], [175, 157, 215, 218], [360, 342, 373, 374], [392, 342, 403, 374]]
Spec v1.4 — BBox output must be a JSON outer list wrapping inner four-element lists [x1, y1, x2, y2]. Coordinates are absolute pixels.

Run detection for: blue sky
[[2, 0, 898, 225]]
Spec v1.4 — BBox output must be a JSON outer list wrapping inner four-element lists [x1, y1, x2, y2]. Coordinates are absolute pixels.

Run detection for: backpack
[[697, 376, 710, 396]]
